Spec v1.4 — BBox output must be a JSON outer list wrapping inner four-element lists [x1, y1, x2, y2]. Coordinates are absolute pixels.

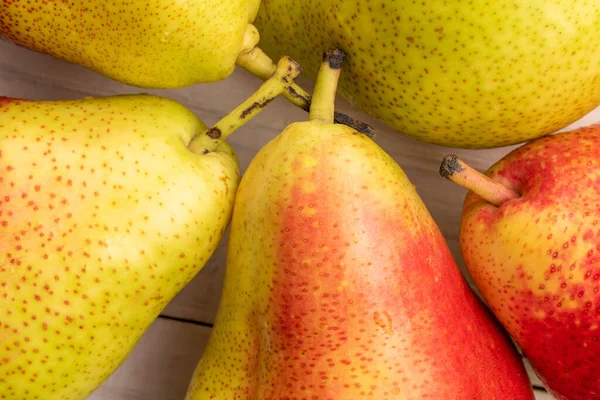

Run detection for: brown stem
[[439, 155, 520, 207]]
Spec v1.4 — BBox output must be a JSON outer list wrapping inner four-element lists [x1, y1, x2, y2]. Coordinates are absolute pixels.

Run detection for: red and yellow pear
[[441, 123, 600, 399], [185, 50, 534, 400]]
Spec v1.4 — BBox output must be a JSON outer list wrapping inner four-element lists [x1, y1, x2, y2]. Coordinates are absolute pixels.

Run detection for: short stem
[[439, 155, 520, 207], [189, 56, 302, 154], [309, 49, 346, 124], [236, 47, 374, 136]]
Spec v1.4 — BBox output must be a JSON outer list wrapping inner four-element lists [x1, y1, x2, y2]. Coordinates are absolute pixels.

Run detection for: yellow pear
[[0, 57, 301, 400], [254, 0, 600, 148]]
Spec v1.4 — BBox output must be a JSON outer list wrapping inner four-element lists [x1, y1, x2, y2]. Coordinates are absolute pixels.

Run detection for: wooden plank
[[525, 359, 546, 389], [89, 318, 210, 400], [534, 389, 555, 400]]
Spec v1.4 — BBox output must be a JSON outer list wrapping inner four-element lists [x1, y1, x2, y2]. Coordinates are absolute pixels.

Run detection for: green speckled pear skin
[[0, 0, 261, 88], [0, 95, 239, 400], [255, 0, 600, 148]]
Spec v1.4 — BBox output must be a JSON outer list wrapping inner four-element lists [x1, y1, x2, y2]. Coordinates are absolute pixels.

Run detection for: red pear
[[442, 123, 600, 399]]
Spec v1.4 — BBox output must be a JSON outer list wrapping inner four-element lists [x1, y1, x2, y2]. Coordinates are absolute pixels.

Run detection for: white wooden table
[[1, 40, 598, 400]]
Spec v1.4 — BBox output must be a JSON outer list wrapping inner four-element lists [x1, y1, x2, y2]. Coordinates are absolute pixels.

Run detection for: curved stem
[[439, 155, 520, 207], [309, 49, 346, 124], [189, 56, 302, 154], [236, 47, 374, 137]]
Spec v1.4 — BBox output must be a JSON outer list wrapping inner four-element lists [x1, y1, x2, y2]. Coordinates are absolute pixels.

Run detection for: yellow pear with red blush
[[441, 123, 600, 400], [185, 50, 535, 400]]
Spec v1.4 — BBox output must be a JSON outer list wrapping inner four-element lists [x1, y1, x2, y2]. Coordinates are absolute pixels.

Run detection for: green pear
[[0, 57, 301, 400], [0, 0, 372, 135], [254, 0, 600, 148], [440, 123, 600, 400], [185, 50, 534, 400]]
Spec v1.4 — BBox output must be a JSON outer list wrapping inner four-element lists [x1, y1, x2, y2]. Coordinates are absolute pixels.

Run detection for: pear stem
[[237, 47, 310, 111], [237, 48, 374, 138], [439, 155, 520, 207], [309, 49, 346, 124], [189, 56, 302, 154]]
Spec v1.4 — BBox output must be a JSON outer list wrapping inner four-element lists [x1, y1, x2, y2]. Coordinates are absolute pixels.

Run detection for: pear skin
[[0, 95, 238, 399], [455, 123, 600, 400], [0, 57, 302, 399], [254, 0, 600, 148], [186, 50, 534, 400], [0, 0, 261, 87]]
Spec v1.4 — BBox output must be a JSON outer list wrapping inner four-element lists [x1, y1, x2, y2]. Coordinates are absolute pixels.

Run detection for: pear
[[0, 57, 301, 400], [185, 49, 534, 400], [0, 0, 372, 135], [254, 0, 600, 148], [440, 123, 600, 400], [1, 0, 262, 87]]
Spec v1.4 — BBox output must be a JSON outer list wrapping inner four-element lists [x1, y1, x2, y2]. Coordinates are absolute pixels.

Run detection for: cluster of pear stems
[[189, 49, 355, 155], [440, 155, 521, 206], [237, 46, 375, 138], [187, 48, 520, 207]]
